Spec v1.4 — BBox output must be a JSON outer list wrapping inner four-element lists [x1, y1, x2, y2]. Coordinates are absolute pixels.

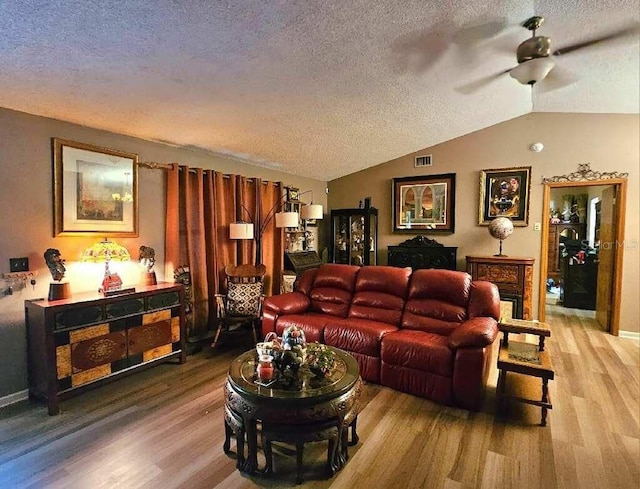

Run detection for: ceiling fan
[[457, 16, 639, 94]]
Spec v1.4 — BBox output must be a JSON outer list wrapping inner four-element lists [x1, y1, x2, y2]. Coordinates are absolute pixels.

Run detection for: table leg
[[496, 369, 506, 415], [296, 442, 304, 484], [541, 378, 549, 427], [242, 418, 259, 474], [349, 416, 359, 446], [327, 436, 339, 475]]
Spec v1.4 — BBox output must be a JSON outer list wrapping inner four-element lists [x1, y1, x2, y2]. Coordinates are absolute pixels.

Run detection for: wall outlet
[[533, 223, 541, 231]]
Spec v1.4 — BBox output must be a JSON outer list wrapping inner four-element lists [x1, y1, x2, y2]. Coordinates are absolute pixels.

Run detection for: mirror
[[560, 228, 578, 240]]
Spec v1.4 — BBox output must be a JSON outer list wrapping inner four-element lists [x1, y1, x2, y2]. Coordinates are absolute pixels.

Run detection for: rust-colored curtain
[[259, 180, 284, 295], [165, 165, 285, 340]]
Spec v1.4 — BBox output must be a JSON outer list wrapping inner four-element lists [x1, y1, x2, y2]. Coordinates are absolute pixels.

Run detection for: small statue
[[138, 246, 156, 273], [569, 203, 580, 223], [44, 248, 66, 282]]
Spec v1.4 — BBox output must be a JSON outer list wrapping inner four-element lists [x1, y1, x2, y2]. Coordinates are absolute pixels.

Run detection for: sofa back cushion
[[308, 264, 360, 318], [402, 269, 471, 335], [348, 266, 411, 325]]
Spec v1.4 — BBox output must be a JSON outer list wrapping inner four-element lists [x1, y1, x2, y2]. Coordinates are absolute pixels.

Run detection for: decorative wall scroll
[[542, 163, 629, 183]]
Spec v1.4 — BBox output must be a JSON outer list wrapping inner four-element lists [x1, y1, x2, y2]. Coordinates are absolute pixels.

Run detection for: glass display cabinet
[[331, 208, 378, 266]]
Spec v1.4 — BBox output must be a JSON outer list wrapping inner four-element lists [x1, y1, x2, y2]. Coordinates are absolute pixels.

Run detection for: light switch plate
[[10, 257, 29, 272], [533, 223, 541, 231]]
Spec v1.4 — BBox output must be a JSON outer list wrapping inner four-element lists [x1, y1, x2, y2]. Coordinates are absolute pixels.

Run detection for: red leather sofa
[[262, 263, 500, 410]]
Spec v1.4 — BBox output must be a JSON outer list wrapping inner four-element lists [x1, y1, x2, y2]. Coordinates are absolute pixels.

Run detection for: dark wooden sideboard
[[388, 236, 457, 271], [466, 255, 534, 320], [25, 282, 185, 415]]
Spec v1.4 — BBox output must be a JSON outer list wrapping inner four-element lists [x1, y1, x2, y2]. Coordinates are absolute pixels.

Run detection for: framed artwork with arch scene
[[392, 173, 456, 233]]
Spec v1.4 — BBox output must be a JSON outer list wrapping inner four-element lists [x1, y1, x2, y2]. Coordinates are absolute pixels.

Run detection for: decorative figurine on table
[[138, 245, 157, 285], [44, 248, 71, 300], [306, 342, 336, 378]]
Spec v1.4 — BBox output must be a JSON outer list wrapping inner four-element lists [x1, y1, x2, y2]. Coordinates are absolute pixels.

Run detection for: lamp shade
[[81, 238, 130, 263], [275, 211, 299, 228], [230, 222, 254, 240], [300, 203, 323, 220], [509, 57, 555, 85]]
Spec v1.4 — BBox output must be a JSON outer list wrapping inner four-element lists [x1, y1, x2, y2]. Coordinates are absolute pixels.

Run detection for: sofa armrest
[[448, 317, 498, 349], [261, 292, 311, 338], [263, 292, 311, 315]]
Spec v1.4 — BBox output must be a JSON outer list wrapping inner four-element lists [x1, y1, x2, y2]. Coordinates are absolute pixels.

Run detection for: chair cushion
[[227, 282, 262, 316]]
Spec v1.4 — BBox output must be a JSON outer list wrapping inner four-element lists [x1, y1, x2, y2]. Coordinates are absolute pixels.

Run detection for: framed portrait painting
[[479, 166, 531, 226], [53, 138, 139, 236], [392, 173, 456, 233]]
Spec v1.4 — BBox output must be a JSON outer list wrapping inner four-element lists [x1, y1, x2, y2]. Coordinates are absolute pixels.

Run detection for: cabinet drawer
[[106, 298, 145, 319], [147, 292, 180, 310], [128, 320, 173, 356], [476, 264, 519, 284], [71, 331, 127, 373], [55, 306, 103, 330]]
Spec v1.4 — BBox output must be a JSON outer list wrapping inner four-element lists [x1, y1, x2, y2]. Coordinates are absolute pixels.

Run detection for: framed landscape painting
[[53, 138, 139, 236], [392, 173, 456, 233], [479, 166, 531, 226]]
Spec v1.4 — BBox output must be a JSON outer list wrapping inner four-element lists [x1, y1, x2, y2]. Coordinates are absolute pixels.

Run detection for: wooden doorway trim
[[538, 165, 628, 335]]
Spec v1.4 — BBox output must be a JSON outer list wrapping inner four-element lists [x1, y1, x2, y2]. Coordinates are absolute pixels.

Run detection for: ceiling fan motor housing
[[517, 36, 552, 63]]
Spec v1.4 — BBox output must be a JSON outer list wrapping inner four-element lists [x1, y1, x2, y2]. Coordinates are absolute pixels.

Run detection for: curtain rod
[[137, 161, 286, 185]]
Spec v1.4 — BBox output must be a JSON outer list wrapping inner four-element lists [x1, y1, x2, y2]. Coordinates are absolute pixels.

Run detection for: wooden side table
[[466, 255, 534, 319], [496, 318, 554, 426]]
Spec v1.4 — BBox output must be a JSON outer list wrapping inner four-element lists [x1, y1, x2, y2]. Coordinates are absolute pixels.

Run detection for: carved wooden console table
[[224, 347, 362, 481], [466, 255, 534, 320], [388, 236, 457, 270]]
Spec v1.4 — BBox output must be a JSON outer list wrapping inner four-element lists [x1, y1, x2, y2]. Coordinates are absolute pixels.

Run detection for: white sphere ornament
[[488, 217, 514, 256]]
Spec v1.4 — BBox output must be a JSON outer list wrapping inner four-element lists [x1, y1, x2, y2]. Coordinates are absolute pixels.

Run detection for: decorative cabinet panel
[[387, 236, 457, 271], [331, 207, 378, 266], [26, 283, 185, 415], [466, 255, 534, 320]]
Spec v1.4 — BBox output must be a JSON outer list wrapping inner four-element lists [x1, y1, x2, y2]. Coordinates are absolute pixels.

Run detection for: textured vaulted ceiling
[[1, 1, 638, 180]]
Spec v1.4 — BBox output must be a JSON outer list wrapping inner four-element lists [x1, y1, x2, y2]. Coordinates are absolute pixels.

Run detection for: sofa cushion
[[274, 313, 329, 343], [324, 318, 397, 357], [354, 265, 411, 298], [349, 265, 410, 325], [402, 269, 471, 334], [308, 264, 359, 318], [408, 269, 471, 308], [381, 329, 454, 378], [402, 299, 466, 335]]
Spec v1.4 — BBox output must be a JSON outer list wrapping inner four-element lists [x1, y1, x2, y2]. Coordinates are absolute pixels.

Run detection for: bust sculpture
[[44, 248, 66, 282]]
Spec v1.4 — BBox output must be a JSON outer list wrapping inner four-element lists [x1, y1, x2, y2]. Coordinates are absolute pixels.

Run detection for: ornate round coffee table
[[224, 346, 362, 479]]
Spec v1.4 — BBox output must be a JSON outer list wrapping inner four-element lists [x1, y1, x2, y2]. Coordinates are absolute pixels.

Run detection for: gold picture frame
[[479, 166, 531, 226], [392, 173, 456, 233], [53, 138, 139, 236]]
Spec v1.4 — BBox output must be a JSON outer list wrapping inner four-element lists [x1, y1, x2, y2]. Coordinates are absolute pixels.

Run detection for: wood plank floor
[[1, 308, 638, 489]]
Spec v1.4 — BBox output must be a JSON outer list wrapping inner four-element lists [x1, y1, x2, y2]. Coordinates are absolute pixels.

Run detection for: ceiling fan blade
[[391, 29, 450, 74], [454, 68, 513, 94], [452, 18, 510, 46], [553, 23, 639, 56], [538, 64, 578, 93]]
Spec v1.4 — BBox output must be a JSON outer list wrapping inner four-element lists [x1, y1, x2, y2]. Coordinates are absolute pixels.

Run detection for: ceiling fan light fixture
[[510, 57, 555, 85]]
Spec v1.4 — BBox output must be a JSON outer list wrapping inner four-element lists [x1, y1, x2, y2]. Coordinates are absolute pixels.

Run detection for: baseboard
[[0, 389, 28, 409], [619, 331, 640, 341]]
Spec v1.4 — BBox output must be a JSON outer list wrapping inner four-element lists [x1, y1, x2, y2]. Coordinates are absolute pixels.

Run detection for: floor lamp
[[229, 189, 323, 265]]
